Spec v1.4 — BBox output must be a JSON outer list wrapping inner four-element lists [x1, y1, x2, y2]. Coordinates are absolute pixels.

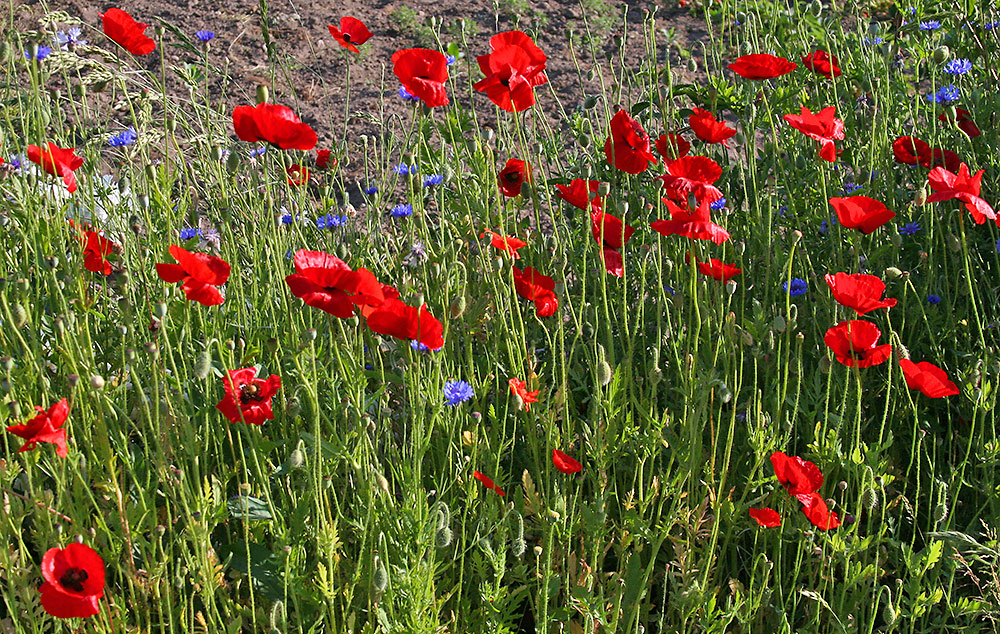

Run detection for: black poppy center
[[503, 171, 521, 183], [59, 567, 88, 593], [239, 383, 265, 404], [342, 33, 352, 42]]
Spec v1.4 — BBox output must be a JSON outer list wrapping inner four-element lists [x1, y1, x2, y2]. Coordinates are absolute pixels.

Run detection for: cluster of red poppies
[[750, 452, 841, 530]]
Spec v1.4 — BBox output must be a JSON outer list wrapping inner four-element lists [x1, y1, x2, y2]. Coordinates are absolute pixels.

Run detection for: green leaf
[[227, 495, 273, 521], [224, 541, 284, 601]]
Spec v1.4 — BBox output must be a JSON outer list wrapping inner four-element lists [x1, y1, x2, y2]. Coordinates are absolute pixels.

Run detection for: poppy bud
[[484, 127, 494, 142], [882, 589, 898, 626], [883, 266, 902, 281], [862, 488, 879, 510], [145, 342, 159, 359], [686, 57, 698, 73], [90, 374, 105, 390], [725, 280, 737, 295], [519, 181, 531, 197], [12, 304, 27, 328], [210, 146, 225, 162], [194, 349, 213, 379], [449, 294, 467, 318], [794, 154, 807, 170], [0, 356, 12, 373], [54, 318, 65, 336], [932, 45, 950, 64], [819, 356, 831, 374], [584, 95, 599, 109], [435, 525, 453, 548], [256, 84, 270, 104], [946, 233, 961, 253], [740, 329, 754, 346], [809, 1, 822, 16], [771, 315, 786, 334], [597, 360, 613, 387], [288, 448, 305, 469], [372, 557, 388, 592], [226, 152, 241, 172], [0, 42, 8, 61]]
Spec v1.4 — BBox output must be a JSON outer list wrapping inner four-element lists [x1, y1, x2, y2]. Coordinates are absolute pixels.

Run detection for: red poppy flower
[[155, 245, 231, 306], [285, 250, 384, 318], [688, 108, 737, 146], [655, 133, 691, 162], [328, 17, 372, 54], [473, 470, 506, 496], [366, 299, 444, 350], [392, 48, 449, 108], [824, 272, 897, 315], [552, 449, 582, 474], [5, 398, 69, 458], [591, 210, 635, 250], [658, 155, 724, 204], [919, 147, 962, 172], [473, 31, 548, 112], [39, 543, 105, 618], [498, 159, 530, 198], [481, 229, 527, 258], [728, 54, 798, 80], [770, 451, 823, 496], [232, 103, 317, 151], [79, 229, 116, 275], [597, 247, 623, 277], [801, 49, 841, 78], [892, 136, 930, 165], [101, 8, 155, 55], [795, 492, 841, 530], [829, 196, 896, 234], [899, 359, 959, 398], [939, 107, 981, 139], [27, 143, 84, 194], [749, 507, 782, 527], [512, 266, 558, 317], [315, 149, 336, 169], [554, 179, 602, 212], [604, 110, 658, 174], [695, 257, 741, 282], [824, 320, 893, 368], [286, 164, 309, 186], [508, 377, 539, 411], [926, 163, 996, 225], [650, 199, 730, 245], [783, 106, 844, 162], [216, 369, 281, 426]]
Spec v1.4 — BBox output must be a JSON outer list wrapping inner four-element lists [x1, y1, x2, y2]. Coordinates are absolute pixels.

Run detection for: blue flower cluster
[[390, 204, 413, 218], [316, 214, 348, 228], [108, 127, 138, 147], [943, 58, 972, 76], [443, 380, 474, 406], [926, 84, 960, 105], [782, 278, 808, 297]]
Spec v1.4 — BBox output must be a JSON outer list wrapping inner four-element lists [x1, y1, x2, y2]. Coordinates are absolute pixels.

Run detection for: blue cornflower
[[280, 213, 298, 224], [944, 58, 972, 76], [819, 216, 837, 234], [422, 174, 444, 187], [108, 127, 138, 147], [54, 27, 86, 49], [777, 205, 788, 216], [926, 84, 960, 105], [898, 221, 922, 236], [443, 380, 474, 406], [919, 20, 941, 31], [248, 146, 267, 158], [996, 237, 1000, 253], [179, 227, 204, 240], [390, 203, 413, 218], [445, 54, 457, 65], [782, 278, 808, 297], [363, 183, 378, 195], [864, 36, 885, 46], [7, 154, 24, 172], [987, 21, 1000, 30], [927, 294, 942, 304], [398, 86, 419, 102], [842, 181, 863, 195], [25, 46, 52, 61], [195, 30, 215, 43], [710, 197, 726, 211], [316, 214, 348, 228], [410, 340, 431, 352], [393, 163, 418, 175], [663, 286, 676, 296]]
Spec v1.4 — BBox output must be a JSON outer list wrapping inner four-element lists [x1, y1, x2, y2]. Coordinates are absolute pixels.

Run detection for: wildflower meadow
[[2, 0, 1000, 631]]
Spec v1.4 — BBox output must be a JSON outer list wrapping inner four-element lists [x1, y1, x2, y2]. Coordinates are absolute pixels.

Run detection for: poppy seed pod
[[862, 488, 879, 510], [90, 375, 105, 390], [772, 315, 786, 334], [597, 360, 613, 386], [12, 304, 27, 328]]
